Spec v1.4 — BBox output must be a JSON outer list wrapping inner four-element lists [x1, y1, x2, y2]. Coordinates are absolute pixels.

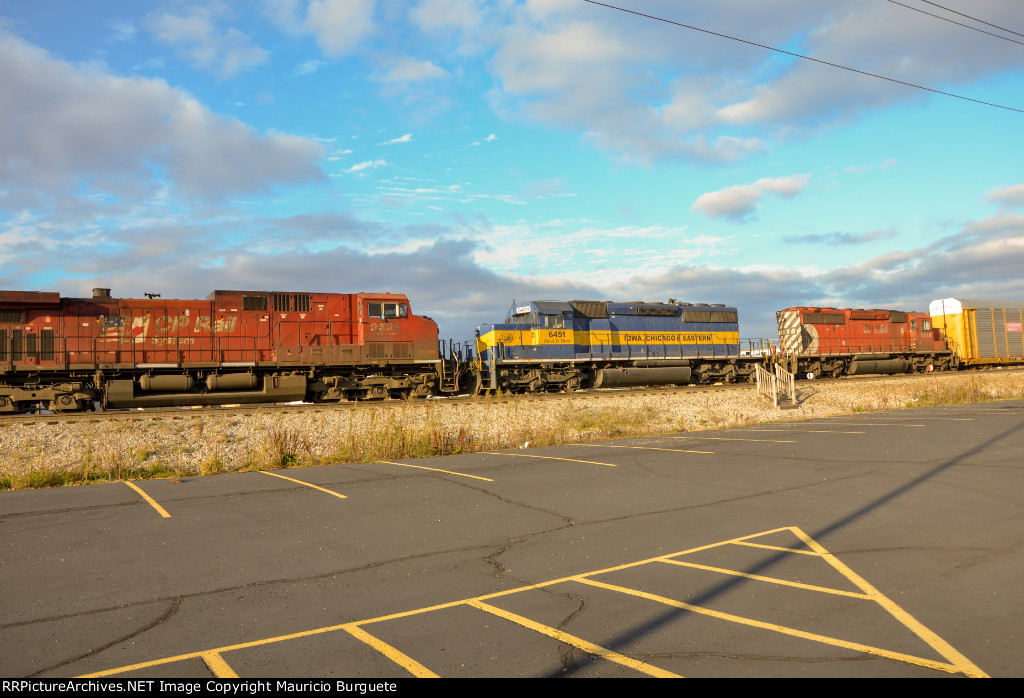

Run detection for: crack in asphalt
[[27, 598, 181, 678], [940, 539, 1024, 578], [553, 592, 587, 673]]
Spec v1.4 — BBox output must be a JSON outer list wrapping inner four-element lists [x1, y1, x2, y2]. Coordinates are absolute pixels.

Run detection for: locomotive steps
[[2, 369, 1023, 490]]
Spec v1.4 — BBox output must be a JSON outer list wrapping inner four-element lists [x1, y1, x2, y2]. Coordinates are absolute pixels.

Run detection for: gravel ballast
[[2, 370, 1022, 488]]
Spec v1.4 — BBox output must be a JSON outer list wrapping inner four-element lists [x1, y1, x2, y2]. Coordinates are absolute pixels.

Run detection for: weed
[[200, 452, 226, 475], [265, 425, 312, 468]]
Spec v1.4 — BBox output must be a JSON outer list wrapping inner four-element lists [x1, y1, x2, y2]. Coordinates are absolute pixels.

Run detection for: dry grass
[[2, 369, 1023, 490]]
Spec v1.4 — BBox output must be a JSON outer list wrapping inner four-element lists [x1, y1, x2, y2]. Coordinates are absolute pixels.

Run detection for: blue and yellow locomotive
[[473, 299, 760, 392]]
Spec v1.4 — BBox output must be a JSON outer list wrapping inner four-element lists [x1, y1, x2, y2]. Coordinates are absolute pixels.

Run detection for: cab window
[[368, 302, 408, 319], [540, 314, 565, 329], [511, 312, 535, 327]]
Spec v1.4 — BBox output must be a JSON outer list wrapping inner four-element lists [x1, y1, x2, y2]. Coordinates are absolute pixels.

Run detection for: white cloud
[[984, 183, 1024, 210], [410, 0, 485, 55], [784, 230, 897, 246], [107, 19, 137, 43], [379, 57, 447, 84], [691, 174, 811, 221], [380, 133, 412, 145], [145, 6, 268, 79], [259, 0, 306, 35], [294, 59, 322, 76], [411, 0, 483, 35], [473, 1, 1024, 164], [305, 0, 374, 57], [346, 159, 387, 173], [0, 33, 324, 204]]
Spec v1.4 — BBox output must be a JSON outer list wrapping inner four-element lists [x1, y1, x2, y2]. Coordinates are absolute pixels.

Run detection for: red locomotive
[[776, 307, 953, 378], [0, 288, 458, 412]]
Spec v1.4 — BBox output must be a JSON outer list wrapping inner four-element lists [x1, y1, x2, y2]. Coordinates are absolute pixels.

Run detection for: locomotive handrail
[[755, 362, 797, 409], [774, 363, 796, 404], [754, 364, 779, 407]]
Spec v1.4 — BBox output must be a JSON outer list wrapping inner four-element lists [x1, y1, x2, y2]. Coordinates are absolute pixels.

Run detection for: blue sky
[[2, 0, 1023, 339]]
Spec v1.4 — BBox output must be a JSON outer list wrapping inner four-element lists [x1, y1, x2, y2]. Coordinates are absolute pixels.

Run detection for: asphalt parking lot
[[2, 400, 1021, 677]]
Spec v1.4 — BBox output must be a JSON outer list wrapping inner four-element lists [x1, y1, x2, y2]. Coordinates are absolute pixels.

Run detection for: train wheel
[[460, 368, 482, 395], [50, 394, 81, 412], [362, 386, 387, 401]]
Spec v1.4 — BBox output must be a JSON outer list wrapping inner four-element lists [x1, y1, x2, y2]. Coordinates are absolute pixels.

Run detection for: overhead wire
[[579, 0, 1023, 114], [885, 0, 1024, 47], [916, 0, 1024, 39]]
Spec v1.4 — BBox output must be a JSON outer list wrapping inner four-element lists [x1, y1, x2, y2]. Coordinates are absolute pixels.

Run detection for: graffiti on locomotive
[[98, 313, 239, 344]]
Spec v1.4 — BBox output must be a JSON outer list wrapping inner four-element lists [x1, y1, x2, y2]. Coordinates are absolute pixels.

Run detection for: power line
[[917, 0, 1024, 39], [580, 0, 1023, 114], [886, 0, 1024, 47]]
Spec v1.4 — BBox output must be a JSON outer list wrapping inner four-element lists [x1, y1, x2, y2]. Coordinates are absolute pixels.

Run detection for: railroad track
[[0, 381, 757, 425], [7, 367, 1019, 425]]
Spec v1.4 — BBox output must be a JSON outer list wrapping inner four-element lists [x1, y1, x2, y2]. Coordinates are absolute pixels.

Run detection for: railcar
[[776, 306, 952, 378], [473, 299, 764, 392], [929, 298, 1024, 367], [0, 288, 460, 412]]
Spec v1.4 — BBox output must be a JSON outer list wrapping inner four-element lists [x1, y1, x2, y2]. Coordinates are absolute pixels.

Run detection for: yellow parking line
[[259, 471, 347, 499], [570, 444, 714, 455], [343, 624, 439, 678], [572, 577, 967, 676], [79, 623, 361, 678], [733, 429, 866, 434], [467, 600, 681, 678], [659, 559, 872, 599], [482, 452, 617, 467], [201, 652, 238, 678], [81, 525, 985, 679], [124, 482, 170, 518], [378, 461, 493, 482], [855, 417, 974, 421], [668, 437, 798, 443], [732, 541, 818, 555], [790, 528, 989, 678], [933, 410, 1020, 415], [814, 422, 925, 427]]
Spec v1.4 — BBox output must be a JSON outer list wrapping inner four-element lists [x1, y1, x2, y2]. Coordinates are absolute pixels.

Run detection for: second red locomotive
[[776, 306, 952, 378]]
